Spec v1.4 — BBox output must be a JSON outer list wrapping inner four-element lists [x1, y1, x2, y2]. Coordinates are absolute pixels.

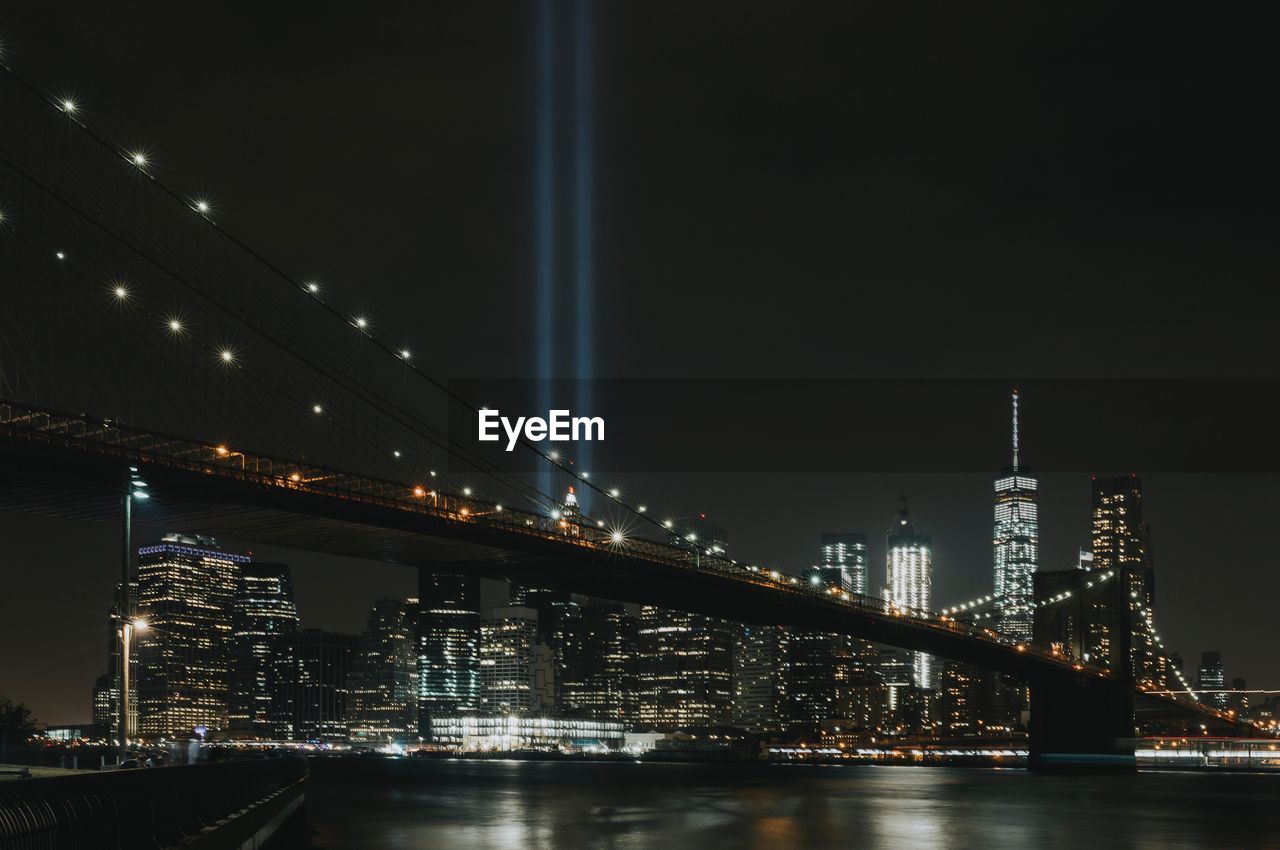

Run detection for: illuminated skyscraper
[[560, 602, 639, 722], [92, 580, 137, 741], [993, 390, 1039, 641], [639, 516, 735, 729], [1091, 475, 1163, 688], [229, 563, 299, 739], [814, 532, 868, 594], [885, 500, 933, 689], [348, 598, 418, 745], [414, 570, 481, 738], [732, 625, 788, 732], [479, 605, 554, 714], [135, 534, 245, 739], [272, 629, 359, 742], [1197, 651, 1227, 710]]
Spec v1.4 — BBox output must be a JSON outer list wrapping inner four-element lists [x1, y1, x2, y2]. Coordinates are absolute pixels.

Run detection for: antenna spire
[[1011, 388, 1020, 469]]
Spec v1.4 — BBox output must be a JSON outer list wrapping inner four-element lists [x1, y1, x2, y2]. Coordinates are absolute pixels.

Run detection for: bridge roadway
[[0, 400, 1239, 769]]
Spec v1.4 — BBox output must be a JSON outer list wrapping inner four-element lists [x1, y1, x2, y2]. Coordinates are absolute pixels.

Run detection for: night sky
[[2, 2, 1279, 723]]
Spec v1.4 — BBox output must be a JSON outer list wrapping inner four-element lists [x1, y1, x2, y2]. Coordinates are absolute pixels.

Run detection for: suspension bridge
[[0, 51, 1248, 774]]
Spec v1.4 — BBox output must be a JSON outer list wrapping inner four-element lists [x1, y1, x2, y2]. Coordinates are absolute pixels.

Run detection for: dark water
[[303, 757, 1280, 849]]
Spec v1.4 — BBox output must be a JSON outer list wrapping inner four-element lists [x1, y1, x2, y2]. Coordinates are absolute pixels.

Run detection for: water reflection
[[303, 758, 1280, 849]]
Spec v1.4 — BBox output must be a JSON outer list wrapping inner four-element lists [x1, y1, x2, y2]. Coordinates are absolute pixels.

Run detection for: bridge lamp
[[809, 575, 820, 586], [61, 99, 77, 113], [662, 519, 673, 529], [637, 505, 646, 513], [495, 505, 503, 512], [550, 509, 562, 520], [219, 349, 235, 364], [113, 285, 129, 300], [55, 251, 66, 260], [312, 404, 323, 414], [400, 349, 411, 360], [194, 199, 210, 214], [129, 152, 147, 167], [609, 530, 625, 544], [459, 507, 470, 517], [580, 472, 589, 479], [547, 450, 560, 461], [290, 473, 302, 482], [354, 317, 368, 330], [166, 318, 183, 334], [412, 486, 426, 497], [463, 487, 472, 496], [609, 488, 620, 498], [306, 282, 320, 294], [596, 520, 605, 527], [393, 450, 401, 458], [215, 445, 229, 456]]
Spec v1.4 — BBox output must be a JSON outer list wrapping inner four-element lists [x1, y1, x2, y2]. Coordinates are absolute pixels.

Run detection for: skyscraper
[[1091, 475, 1163, 688], [479, 605, 554, 715], [348, 598, 418, 745], [784, 630, 855, 729], [229, 563, 299, 739], [1197, 651, 1227, 710], [135, 534, 245, 739], [732, 624, 788, 732], [639, 516, 735, 729], [814, 532, 868, 594], [414, 570, 481, 737], [559, 602, 639, 722], [885, 500, 933, 689], [637, 605, 736, 729], [272, 628, 359, 742], [993, 390, 1039, 641]]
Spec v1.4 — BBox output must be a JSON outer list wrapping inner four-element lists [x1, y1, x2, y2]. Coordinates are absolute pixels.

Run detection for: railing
[[0, 399, 1112, 681], [0, 756, 306, 849]]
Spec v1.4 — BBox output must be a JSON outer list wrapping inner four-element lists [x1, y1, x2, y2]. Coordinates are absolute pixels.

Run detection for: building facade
[[814, 532, 868, 595], [415, 570, 482, 737], [272, 628, 359, 742], [1091, 475, 1163, 688], [993, 390, 1039, 641], [228, 562, 299, 739], [885, 501, 933, 689], [732, 624, 788, 732], [479, 605, 555, 715], [135, 535, 246, 739], [559, 602, 639, 722], [348, 598, 418, 745]]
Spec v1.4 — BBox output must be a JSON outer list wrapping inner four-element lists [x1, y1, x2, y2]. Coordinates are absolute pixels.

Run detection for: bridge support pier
[[1028, 674, 1135, 773]]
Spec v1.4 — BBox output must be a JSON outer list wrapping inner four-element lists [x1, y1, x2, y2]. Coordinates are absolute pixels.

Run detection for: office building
[[228, 563, 299, 739], [885, 500, 933, 689], [480, 605, 555, 715], [993, 390, 1039, 641], [814, 533, 868, 595], [415, 570, 481, 737], [1091, 476, 1163, 688], [1197, 651, 1228, 710], [91, 580, 137, 741], [732, 624, 788, 732], [559, 602, 639, 722], [639, 516, 734, 729], [784, 630, 855, 729], [135, 534, 245, 739], [272, 628, 359, 742], [348, 598, 418, 745]]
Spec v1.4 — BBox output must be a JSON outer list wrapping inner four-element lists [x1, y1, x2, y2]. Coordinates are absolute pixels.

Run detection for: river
[[300, 757, 1280, 849]]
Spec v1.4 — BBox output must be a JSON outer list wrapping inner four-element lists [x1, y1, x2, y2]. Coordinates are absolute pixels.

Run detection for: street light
[[118, 466, 149, 764]]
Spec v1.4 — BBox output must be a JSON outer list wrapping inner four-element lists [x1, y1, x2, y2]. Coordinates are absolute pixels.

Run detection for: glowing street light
[[129, 152, 147, 167], [113, 285, 129, 300], [167, 318, 183, 334], [194, 199, 211, 214], [219, 349, 235, 364], [61, 99, 77, 113]]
